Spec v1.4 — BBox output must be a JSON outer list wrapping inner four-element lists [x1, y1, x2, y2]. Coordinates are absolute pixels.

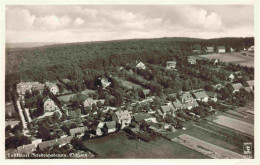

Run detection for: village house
[[160, 104, 177, 117], [205, 91, 218, 102], [192, 89, 209, 102], [247, 80, 254, 90], [43, 97, 59, 112], [45, 82, 59, 95], [136, 61, 146, 70], [183, 100, 199, 110], [228, 73, 235, 82], [244, 87, 253, 93], [217, 46, 226, 53], [172, 100, 183, 110], [69, 126, 88, 137], [248, 46, 254, 52], [99, 78, 111, 89], [133, 113, 157, 123], [232, 83, 244, 93], [214, 84, 224, 90], [104, 121, 116, 133], [178, 92, 194, 103], [83, 98, 105, 108], [17, 143, 37, 154], [16, 82, 45, 98], [56, 136, 73, 147], [38, 139, 57, 151], [213, 59, 219, 65], [112, 110, 131, 128], [206, 46, 214, 53], [5, 120, 20, 128], [166, 61, 177, 69], [187, 56, 196, 64]]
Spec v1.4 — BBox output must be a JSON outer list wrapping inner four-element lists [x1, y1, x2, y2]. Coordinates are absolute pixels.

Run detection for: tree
[[37, 125, 51, 141]]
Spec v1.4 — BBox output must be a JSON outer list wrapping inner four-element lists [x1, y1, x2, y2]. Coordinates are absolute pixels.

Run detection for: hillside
[[6, 42, 62, 49]]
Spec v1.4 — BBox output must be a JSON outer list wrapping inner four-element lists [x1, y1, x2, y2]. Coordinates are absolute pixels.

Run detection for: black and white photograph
[[2, 2, 258, 162]]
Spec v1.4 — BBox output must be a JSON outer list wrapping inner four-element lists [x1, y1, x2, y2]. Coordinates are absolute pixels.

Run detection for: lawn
[[83, 132, 208, 158], [118, 79, 144, 89], [172, 134, 245, 159], [57, 93, 76, 102], [198, 52, 254, 67]]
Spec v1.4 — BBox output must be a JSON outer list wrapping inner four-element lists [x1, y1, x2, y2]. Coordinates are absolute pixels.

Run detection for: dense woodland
[[5, 37, 254, 102]]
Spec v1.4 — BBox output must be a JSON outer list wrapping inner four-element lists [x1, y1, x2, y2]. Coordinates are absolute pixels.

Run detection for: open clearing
[[57, 93, 76, 102], [213, 115, 254, 136], [198, 52, 254, 67], [172, 134, 245, 159], [83, 132, 208, 158], [117, 78, 145, 89]]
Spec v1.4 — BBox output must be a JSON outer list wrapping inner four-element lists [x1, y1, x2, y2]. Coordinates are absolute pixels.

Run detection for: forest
[[5, 37, 254, 102]]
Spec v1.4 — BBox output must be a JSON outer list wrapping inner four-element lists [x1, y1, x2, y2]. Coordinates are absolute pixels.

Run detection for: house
[[56, 136, 73, 147], [166, 61, 177, 69], [69, 126, 88, 136], [188, 56, 196, 64], [142, 89, 150, 97], [232, 83, 244, 93], [112, 110, 131, 128], [136, 62, 146, 70], [5, 120, 20, 128], [172, 101, 183, 110], [248, 46, 254, 52], [217, 46, 226, 53], [206, 46, 214, 53], [43, 97, 59, 112], [99, 78, 111, 89], [38, 139, 57, 151], [16, 82, 45, 98], [17, 144, 37, 154], [83, 98, 105, 108], [104, 121, 116, 133], [214, 84, 224, 90], [133, 113, 157, 123], [178, 92, 194, 103], [192, 89, 209, 102], [183, 100, 199, 110], [228, 74, 235, 82], [214, 59, 219, 65], [160, 104, 177, 116], [45, 82, 59, 95], [244, 87, 253, 93], [205, 91, 218, 102], [230, 48, 235, 52], [247, 80, 254, 90]]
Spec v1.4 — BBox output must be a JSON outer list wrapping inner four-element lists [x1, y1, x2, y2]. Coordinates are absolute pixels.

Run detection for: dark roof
[[133, 113, 154, 122], [105, 121, 116, 129]]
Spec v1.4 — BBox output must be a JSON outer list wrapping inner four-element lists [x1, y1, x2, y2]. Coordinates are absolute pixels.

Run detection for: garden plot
[[172, 134, 245, 159], [213, 115, 254, 136]]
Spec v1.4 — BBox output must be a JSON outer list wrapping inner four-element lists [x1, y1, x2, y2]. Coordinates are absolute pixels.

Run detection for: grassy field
[[57, 93, 76, 102], [81, 89, 95, 96], [83, 132, 208, 158], [172, 134, 245, 159], [198, 52, 254, 67], [213, 115, 254, 136], [117, 78, 145, 89]]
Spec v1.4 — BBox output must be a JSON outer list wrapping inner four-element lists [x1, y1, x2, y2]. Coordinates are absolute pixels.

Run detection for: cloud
[[33, 15, 71, 30], [73, 17, 85, 26], [6, 7, 36, 30]]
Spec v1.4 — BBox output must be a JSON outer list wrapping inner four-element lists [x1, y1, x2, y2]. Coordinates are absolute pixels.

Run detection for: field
[[198, 52, 254, 67], [213, 115, 254, 136], [172, 134, 245, 159], [57, 93, 76, 102], [117, 78, 145, 89], [83, 132, 208, 158], [81, 89, 95, 96]]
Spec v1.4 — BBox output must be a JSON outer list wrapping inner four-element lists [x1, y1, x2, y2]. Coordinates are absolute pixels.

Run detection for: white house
[[136, 62, 146, 70], [112, 110, 131, 128], [217, 46, 225, 53], [45, 82, 59, 95], [166, 61, 177, 69]]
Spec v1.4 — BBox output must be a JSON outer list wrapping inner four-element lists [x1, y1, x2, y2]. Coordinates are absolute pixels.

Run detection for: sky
[[5, 5, 254, 43]]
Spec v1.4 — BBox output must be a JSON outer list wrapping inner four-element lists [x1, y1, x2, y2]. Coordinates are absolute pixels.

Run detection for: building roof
[[206, 47, 214, 50], [115, 110, 131, 119], [244, 87, 253, 93], [166, 61, 176, 64], [192, 90, 208, 100], [69, 126, 88, 135], [161, 104, 176, 114], [105, 121, 116, 129], [247, 80, 254, 87], [142, 89, 150, 95], [133, 113, 154, 122], [42, 96, 53, 103], [57, 136, 73, 145], [232, 83, 243, 91], [5, 120, 20, 127], [172, 101, 183, 109], [217, 46, 225, 49], [17, 144, 37, 154], [205, 91, 216, 98], [178, 92, 193, 101], [38, 139, 57, 151], [183, 100, 199, 109], [136, 62, 146, 68]]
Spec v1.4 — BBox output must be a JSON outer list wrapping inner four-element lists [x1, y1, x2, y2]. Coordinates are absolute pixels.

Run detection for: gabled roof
[[105, 121, 116, 129], [69, 126, 88, 135], [205, 91, 216, 98], [133, 113, 154, 122], [232, 83, 243, 91], [161, 104, 176, 114], [217, 46, 225, 49], [192, 90, 208, 99], [244, 87, 253, 92], [17, 144, 37, 154], [42, 96, 53, 103], [57, 136, 73, 145], [183, 100, 199, 109], [206, 46, 214, 50], [39, 139, 57, 151], [114, 110, 131, 119], [247, 80, 254, 87], [172, 101, 183, 109]]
